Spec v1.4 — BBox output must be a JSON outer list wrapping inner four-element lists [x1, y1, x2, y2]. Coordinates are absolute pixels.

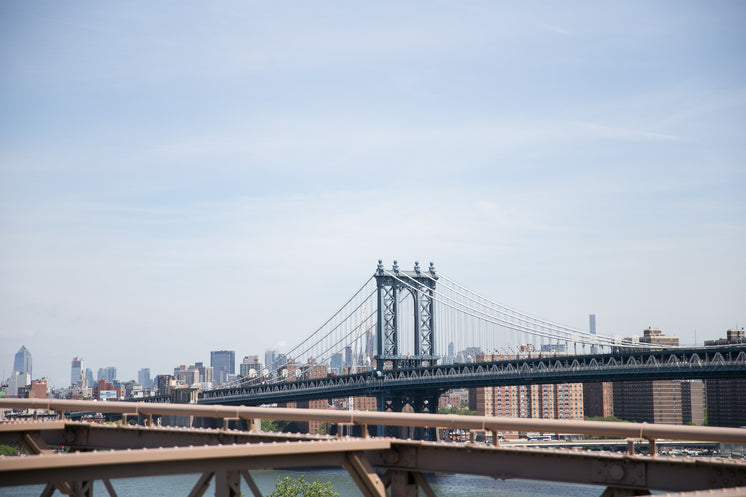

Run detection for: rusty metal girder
[[0, 420, 327, 452], [0, 439, 391, 487], [343, 452, 386, 497], [364, 441, 746, 493], [3, 400, 746, 495]]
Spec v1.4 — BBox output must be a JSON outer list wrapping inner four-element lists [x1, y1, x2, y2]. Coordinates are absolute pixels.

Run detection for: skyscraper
[[211, 350, 235, 385], [138, 368, 152, 389], [344, 346, 352, 369], [239, 356, 262, 377], [365, 330, 375, 359], [71, 357, 83, 387], [330, 352, 343, 374], [97, 367, 117, 382], [13, 346, 32, 377], [589, 314, 597, 355], [265, 349, 278, 371]]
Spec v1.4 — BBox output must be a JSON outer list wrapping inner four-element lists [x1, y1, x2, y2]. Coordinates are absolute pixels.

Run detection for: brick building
[[29, 379, 48, 399], [469, 350, 584, 439], [613, 379, 682, 424], [612, 328, 705, 425], [705, 330, 746, 427], [681, 380, 705, 425], [583, 382, 614, 418], [613, 328, 685, 424]]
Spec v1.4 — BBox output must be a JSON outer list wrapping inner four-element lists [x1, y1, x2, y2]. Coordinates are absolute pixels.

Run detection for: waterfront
[[0, 468, 603, 496]]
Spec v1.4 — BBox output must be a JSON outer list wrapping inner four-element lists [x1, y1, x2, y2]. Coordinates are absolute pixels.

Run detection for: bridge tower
[[375, 261, 442, 425], [375, 260, 438, 371]]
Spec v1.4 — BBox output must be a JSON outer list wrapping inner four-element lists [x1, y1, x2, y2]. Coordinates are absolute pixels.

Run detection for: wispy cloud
[[537, 23, 571, 36]]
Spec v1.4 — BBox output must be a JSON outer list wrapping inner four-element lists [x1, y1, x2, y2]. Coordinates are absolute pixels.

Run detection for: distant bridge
[[200, 345, 746, 408], [192, 261, 746, 411]]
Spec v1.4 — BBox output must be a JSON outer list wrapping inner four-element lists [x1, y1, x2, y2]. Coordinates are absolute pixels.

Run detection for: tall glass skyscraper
[[97, 367, 117, 382], [71, 357, 83, 386], [211, 350, 235, 385], [13, 346, 32, 378], [85, 369, 94, 387], [265, 349, 278, 371], [138, 368, 151, 389]]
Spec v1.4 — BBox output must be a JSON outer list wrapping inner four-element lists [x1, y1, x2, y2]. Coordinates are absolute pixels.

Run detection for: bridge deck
[[198, 345, 746, 406]]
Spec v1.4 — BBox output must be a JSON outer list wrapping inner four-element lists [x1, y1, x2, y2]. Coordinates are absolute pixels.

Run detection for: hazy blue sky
[[1, 1, 744, 387]]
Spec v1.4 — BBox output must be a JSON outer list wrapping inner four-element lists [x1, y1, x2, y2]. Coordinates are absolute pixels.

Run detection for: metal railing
[[2, 398, 745, 447]]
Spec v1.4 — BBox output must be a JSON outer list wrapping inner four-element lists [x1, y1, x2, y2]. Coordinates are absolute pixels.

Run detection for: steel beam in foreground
[[0, 439, 390, 497], [1, 426, 744, 495], [3, 399, 746, 496], [0, 420, 326, 451], [369, 440, 746, 493]]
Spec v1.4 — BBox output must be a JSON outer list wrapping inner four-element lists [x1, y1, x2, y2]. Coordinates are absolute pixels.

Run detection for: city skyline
[[5, 324, 745, 389], [2, 2, 745, 388]]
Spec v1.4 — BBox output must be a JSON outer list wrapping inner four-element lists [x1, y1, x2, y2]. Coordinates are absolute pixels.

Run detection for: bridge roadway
[[199, 345, 746, 407], [2, 399, 746, 497]]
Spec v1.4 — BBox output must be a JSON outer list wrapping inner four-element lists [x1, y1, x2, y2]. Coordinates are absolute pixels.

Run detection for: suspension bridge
[[198, 261, 745, 411]]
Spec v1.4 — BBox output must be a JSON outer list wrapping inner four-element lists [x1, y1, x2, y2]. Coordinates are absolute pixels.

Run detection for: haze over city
[[1, 1, 744, 388]]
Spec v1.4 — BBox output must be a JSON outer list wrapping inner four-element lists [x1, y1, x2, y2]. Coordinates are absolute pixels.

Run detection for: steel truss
[[2, 401, 746, 497], [375, 260, 438, 371], [198, 345, 746, 406]]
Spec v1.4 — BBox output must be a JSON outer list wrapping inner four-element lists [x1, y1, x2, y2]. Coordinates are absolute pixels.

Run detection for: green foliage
[[0, 444, 18, 456], [261, 419, 301, 433], [438, 406, 476, 416], [583, 416, 630, 439], [268, 476, 339, 497], [584, 415, 629, 423]]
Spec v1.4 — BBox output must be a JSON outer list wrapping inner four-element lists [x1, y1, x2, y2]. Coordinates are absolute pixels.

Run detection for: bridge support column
[[378, 389, 443, 440], [70, 480, 93, 497], [240, 471, 263, 497], [385, 470, 418, 497], [214, 470, 241, 497], [344, 452, 387, 497], [383, 470, 436, 497], [189, 472, 214, 497]]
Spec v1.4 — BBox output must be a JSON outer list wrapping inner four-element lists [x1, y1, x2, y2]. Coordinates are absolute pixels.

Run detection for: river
[[1, 468, 604, 496]]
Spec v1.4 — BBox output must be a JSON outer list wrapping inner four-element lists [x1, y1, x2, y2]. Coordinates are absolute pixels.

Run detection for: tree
[[268, 476, 339, 497], [438, 406, 476, 415], [261, 419, 301, 433], [0, 445, 18, 456]]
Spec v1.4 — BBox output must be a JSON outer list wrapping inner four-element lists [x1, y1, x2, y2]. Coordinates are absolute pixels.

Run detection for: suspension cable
[[385, 269, 654, 349], [420, 270, 657, 348]]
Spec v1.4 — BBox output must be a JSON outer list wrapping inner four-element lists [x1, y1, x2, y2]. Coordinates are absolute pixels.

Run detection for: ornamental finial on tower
[[393, 260, 399, 273], [429, 261, 437, 277], [414, 261, 421, 274]]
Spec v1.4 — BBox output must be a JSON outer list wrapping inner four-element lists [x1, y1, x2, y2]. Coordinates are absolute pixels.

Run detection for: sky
[[1, 1, 744, 388]]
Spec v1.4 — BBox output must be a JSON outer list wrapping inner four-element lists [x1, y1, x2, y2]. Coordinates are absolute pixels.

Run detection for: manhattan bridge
[[200, 260, 746, 411]]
